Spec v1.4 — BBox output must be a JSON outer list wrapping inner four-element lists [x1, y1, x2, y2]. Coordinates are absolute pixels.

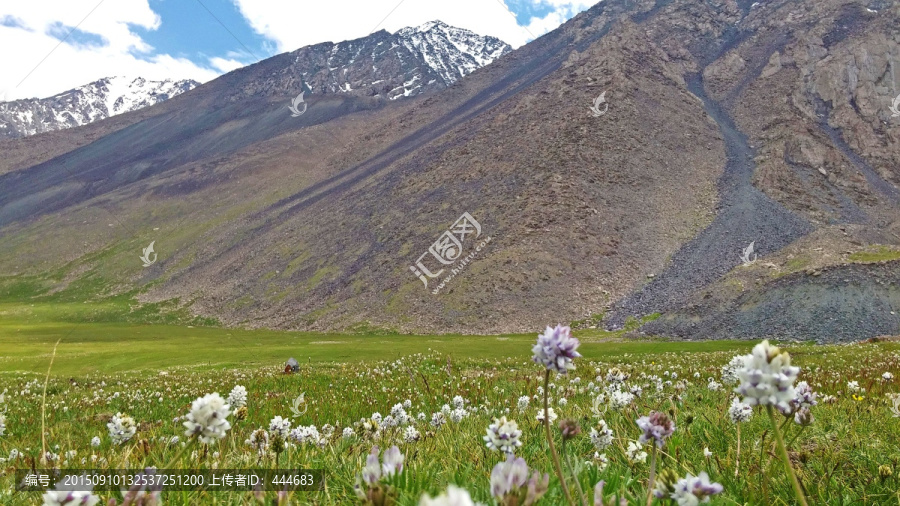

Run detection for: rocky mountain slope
[[0, 1, 898, 341], [0, 77, 199, 139]]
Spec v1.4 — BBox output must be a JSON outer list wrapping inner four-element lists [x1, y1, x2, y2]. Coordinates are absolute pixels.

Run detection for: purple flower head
[[636, 411, 675, 448], [490, 454, 548, 504], [381, 445, 404, 477], [362, 446, 381, 485], [532, 325, 581, 374], [671, 472, 723, 503]]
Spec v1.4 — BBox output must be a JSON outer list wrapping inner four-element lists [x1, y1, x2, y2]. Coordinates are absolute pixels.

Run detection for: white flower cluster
[[107, 413, 137, 445], [269, 416, 291, 439], [589, 420, 614, 450], [226, 385, 247, 409], [728, 397, 753, 423], [483, 417, 522, 454], [517, 395, 530, 412], [183, 393, 231, 444], [734, 341, 800, 412]]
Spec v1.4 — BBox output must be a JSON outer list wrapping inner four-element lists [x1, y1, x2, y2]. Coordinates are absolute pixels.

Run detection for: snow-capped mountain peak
[[0, 76, 198, 139]]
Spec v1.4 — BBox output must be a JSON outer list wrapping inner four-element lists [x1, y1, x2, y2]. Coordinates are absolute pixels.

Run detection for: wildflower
[[847, 381, 860, 393], [592, 452, 609, 472], [794, 406, 813, 426], [606, 367, 628, 384], [107, 413, 137, 445], [0, 414, 5, 437], [636, 411, 675, 448], [431, 412, 446, 428], [728, 397, 753, 423], [246, 428, 269, 456], [226, 385, 247, 409], [879, 464, 893, 480], [403, 426, 421, 443], [517, 395, 530, 411], [403, 399, 412, 409], [734, 340, 800, 412], [653, 468, 680, 499], [721, 356, 743, 384], [589, 420, 614, 450], [90, 436, 100, 448], [490, 454, 549, 505], [449, 408, 467, 423], [269, 416, 291, 439], [419, 485, 478, 506], [883, 372, 894, 382], [234, 405, 248, 421], [609, 390, 634, 410], [626, 441, 648, 464], [887, 393, 900, 417], [703, 447, 713, 458], [707, 379, 721, 391], [41, 479, 100, 506], [381, 446, 404, 477], [183, 393, 231, 444], [532, 325, 581, 375], [452, 396, 465, 409], [342, 427, 355, 439], [484, 417, 522, 454], [9, 449, 19, 460], [669, 472, 723, 505], [535, 406, 557, 423]]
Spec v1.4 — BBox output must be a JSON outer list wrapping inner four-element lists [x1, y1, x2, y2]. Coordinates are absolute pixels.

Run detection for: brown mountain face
[[1, 0, 899, 341]]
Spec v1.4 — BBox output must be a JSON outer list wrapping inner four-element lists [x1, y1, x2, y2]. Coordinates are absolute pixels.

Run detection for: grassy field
[[1, 300, 899, 505]]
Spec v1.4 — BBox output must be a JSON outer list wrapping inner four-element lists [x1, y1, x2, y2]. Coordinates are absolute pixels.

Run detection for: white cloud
[[209, 57, 245, 73], [0, 0, 220, 100], [230, 0, 536, 52]]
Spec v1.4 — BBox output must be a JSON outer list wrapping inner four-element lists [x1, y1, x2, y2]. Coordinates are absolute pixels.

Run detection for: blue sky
[[0, 0, 595, 100]]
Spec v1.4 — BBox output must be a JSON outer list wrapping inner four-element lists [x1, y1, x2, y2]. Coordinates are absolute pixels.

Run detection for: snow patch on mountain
[[0, 76, 198, 139]]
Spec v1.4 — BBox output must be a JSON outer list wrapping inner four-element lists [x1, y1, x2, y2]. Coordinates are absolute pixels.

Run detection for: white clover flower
[[517, 395, 530, 412], [707, 379, 721, 391], [226, 385, 247, 409], [417, 412, 427, 421], [371, 412, 383, 424], [431, 412, 446, 428], [728, 397, 753, 423], [403, 425, 421, 443], [734, 340, 800, 412], [107, 413, 137, 445], [90, 436, 100, 448], [9, 449, 19, 460], [589, 420, 614, 450], [382, 415, 397, 428], [342, 427, 355, 439], [269, 416, 291, 439], [403, 399, 412, 409], [557, 397, 568, 407], [625, 440, 648, 464], [847, 381, 860, 393], [452, 396, 465, 409], [183, 393, 231, 444], [535, 406, 557, 423], [532, 325, 581, 374], [483, 417, 522, 454], [883, 372, 894, 382], [419, 485, 478, 506]]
